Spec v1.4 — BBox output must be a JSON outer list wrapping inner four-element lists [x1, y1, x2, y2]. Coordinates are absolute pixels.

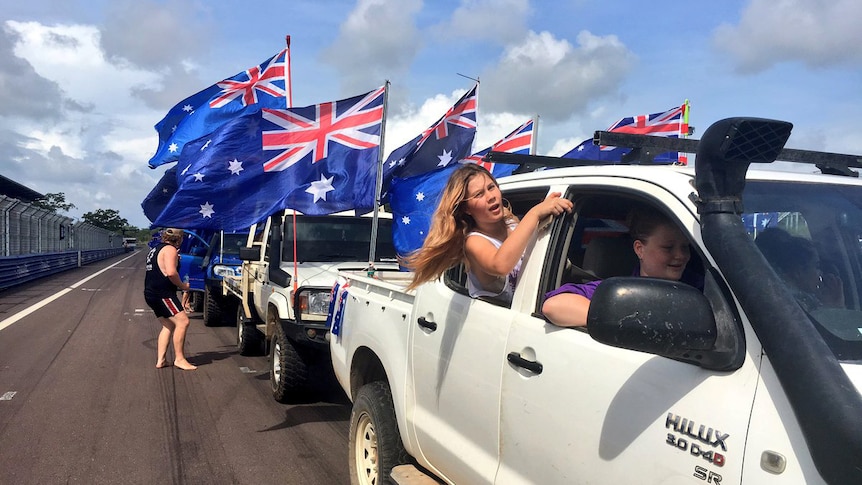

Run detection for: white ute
[[223, 209, 396, 401], [329, 118, 862, 484]]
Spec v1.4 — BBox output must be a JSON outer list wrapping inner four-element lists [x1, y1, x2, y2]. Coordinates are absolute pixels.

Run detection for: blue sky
[[1, 0, 860, 228]]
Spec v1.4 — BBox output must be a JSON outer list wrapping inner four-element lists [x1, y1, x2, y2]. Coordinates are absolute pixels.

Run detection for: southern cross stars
[[228, 159, 243, 175], [306, 174, 335, 202], [199, 202, 215, 218], [437, 149, 453, 168]]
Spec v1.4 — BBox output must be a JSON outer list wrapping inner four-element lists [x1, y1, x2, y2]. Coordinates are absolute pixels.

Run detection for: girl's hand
[[531, 192, 573, 219]]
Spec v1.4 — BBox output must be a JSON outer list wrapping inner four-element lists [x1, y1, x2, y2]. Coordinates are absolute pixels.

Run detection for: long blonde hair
[[404, 164, 514, 290]]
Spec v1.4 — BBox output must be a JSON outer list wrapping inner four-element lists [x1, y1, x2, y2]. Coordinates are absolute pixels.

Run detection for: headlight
[[297, 290, 332, 316], [213, 265, 242, 277]]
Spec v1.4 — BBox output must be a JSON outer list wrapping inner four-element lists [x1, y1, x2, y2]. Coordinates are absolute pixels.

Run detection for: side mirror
[[239, 246, 259, 261], [587, 277, 717, 366]]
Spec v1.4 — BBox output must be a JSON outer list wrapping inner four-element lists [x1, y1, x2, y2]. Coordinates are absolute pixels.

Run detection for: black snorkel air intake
[[695, 118, 862, 485]]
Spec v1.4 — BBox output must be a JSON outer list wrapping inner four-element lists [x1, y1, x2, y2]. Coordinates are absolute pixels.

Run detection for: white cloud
[[2, 20, 165, 227], [481, 30, 635, 121], [321, 0, 424, 96], [433, 0, 531, 44], [713, 0, 862, 73], [100, 0, 213, 70]]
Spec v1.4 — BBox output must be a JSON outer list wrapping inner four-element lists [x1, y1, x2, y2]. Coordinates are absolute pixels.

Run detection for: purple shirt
[[545, 280, 603, 300], [544, 263, 704, 302]]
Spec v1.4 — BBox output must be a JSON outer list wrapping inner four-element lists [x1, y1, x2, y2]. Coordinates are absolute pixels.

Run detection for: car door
[[178, 230, 210, 291], [408, 273, 514, 484], [495, 185, 760, 484]]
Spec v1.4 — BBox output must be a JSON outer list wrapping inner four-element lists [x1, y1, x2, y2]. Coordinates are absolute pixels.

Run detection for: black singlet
[[144, 243, 179, 298]]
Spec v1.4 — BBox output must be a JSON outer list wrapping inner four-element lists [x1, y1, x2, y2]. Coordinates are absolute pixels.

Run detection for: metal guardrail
[[0, 194, 133, 290], [0, 248, 126, 291]]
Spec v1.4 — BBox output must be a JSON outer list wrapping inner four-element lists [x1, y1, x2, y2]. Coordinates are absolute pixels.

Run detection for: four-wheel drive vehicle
[[330, 118, 862, 485], [225, 210, 397, 402], [177, 229, 245, 326]]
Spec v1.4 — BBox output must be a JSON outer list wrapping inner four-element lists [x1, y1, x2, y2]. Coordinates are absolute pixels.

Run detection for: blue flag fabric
[[462, 119, 534, 178], [148, 48, 289, 168], [381, 84, 478, 199], [390, 119, 540, 259], [390, 164, 461, 258], [563, 104, 685, 163], [150, 87, 385, 231], [141, 165, 178, 223]]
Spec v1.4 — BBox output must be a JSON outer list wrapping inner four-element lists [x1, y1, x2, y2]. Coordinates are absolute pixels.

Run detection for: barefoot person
[[144, 228, 197, 370]]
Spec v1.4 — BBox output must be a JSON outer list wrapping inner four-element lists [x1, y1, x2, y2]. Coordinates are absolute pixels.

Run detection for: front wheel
[[236, 304, 264, 356], [349, 381, 409, 485], [202, 286, 223, 327], [269, 319, 308, 402]]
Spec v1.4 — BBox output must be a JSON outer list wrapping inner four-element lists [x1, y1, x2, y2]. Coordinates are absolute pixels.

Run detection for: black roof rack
[[488, 130, 862, 177]]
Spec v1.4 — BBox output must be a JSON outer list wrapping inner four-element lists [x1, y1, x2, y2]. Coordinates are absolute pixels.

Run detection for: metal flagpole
[[366, 80, 390, 274], [284, 35, 299, 292], [531, 114, 539, 155]]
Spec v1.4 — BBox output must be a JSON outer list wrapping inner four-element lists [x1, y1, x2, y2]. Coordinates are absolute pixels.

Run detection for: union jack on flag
[[463, 119, 533, 178], [606, 104, 685, 137], [149, 86, 386, 231], [563, 103, 688, 165], [261, 86, 385, 172], [148, 47, 290, 168], [209, 50, 287, 108], [383, 83, 479, 186], [416, 84, 477, 150]]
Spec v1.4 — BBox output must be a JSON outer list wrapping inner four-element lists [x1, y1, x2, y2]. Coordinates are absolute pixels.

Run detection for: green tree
[[81, 209, 129, 233], [33, 192, 76, 213]]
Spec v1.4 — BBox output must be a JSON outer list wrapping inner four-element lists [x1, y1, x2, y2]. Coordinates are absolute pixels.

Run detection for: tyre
[[269, 317, 308, 402], [191, 291, 203, 312], [236, 304, 264, 356], [203, 286, 223, 327], [349, 381, 409, 485]]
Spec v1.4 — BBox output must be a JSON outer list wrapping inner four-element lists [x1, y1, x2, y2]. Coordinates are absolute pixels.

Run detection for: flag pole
[[367, 80, 390, 274], [679, 99, 690, 166], [285, 35, 293, 108], [284, 35, 299, 291], [531, 114, 539, 155]]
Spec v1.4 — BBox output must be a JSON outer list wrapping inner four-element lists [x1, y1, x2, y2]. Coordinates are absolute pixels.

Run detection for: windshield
[[282, 216, 396, 263], [743, 180, 862, 360], [216, 234, 248, 256]]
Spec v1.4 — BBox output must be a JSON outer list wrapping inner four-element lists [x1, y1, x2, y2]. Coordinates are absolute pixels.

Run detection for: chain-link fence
[[0, 195, 128, 290], [0, 195, 125, 256]]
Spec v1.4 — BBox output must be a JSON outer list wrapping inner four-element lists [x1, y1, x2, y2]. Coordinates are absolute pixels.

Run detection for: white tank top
[[466, 225, 522, 303]]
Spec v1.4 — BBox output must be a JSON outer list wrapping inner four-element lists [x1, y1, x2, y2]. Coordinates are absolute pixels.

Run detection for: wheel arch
[[349, 346, 389, 400]]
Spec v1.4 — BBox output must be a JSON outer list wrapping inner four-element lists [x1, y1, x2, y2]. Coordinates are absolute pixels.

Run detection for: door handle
[[417, 316, 437, 332], [507, 352, 543, 374]]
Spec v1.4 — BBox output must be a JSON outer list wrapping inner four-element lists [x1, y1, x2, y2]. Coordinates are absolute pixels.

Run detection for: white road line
[[0, 252, 138, 332]]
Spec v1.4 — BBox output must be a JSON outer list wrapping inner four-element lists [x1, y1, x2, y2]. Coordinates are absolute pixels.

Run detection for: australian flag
[[148, 47, 289, 168], [563, 104, 687, 164], [141, 165, 178, 223], [390, 120, 534, 259], [462, 118, 534, 178], [381, 84, 478, 198], [150, 86, 386, 231]]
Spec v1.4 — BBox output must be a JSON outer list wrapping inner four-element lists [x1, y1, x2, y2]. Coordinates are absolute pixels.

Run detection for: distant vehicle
[[122, 237, 137, 252]]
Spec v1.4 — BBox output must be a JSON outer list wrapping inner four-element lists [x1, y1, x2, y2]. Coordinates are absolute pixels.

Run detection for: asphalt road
[[0, 250, 352, 485]]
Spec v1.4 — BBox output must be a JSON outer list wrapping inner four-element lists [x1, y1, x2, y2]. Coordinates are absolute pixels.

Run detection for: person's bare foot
[[156, 358, 171, 369], [175, 359, 197, 371]]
